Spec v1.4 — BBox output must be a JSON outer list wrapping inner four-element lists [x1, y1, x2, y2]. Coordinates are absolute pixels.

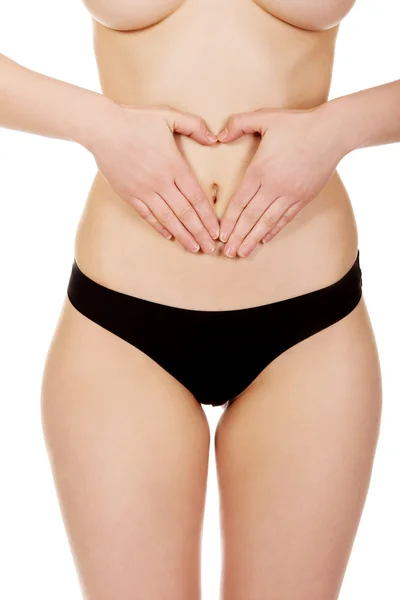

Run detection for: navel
[[211, 182, 219, 205]]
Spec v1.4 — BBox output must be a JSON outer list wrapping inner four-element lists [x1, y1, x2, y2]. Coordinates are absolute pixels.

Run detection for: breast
[[253, 0, 356, 31], [82, 0, 185, 31], [82, 0, 355, 32]]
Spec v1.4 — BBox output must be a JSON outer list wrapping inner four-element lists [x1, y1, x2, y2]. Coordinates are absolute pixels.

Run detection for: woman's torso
[[74, 0, 359, 310]]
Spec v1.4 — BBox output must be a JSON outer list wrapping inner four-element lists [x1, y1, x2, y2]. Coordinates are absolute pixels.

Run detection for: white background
[[0, 1, 399, 598]]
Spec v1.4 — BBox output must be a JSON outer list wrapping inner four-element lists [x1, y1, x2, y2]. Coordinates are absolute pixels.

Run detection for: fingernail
[[211, 227, 220, 240], [203, 241, 215, 254], [206, 131, 217, 142], [262, 234, 271, 244], [225, 245, 236, 258], [219, 231, 229, 242], [163, 231, 172, 240], [237, 246, 250, 257], [218, 128, 228, 141], [191, 241, 200, 252]]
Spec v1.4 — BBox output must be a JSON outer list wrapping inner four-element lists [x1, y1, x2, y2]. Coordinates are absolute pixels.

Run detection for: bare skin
[[215, 296, 382, 599], [41, 301, 211, 600], [1, 0, 392, 598], [73, 0, 359, 307]]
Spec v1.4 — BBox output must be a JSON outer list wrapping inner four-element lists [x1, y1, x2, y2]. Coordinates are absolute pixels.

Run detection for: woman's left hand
[[217, 104, 348, 258]]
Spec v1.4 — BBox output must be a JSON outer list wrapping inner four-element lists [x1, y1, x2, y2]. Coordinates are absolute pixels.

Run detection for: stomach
[[74, 1, 359, 310]]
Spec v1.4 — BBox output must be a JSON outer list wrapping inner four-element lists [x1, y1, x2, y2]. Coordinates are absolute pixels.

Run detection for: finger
[[162, 184, 216, 254], [219, 169, 261, 242], [236, 195, 295, 258], [175, 166, 220, 240], [130, 196, 173, 240], [261, 201, 303, 244], [145, 192, 202, 254], [223, 188, 277, 257], [217, 109, 268, 143], [167, 109, 217, 145]]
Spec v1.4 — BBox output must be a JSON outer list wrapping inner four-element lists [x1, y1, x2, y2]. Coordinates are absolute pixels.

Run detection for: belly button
[[211, 182, 219, 204]]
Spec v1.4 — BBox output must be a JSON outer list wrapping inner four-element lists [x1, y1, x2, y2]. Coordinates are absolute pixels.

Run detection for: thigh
[[214, 296, 382, 600], [41, 297, 210, 600]]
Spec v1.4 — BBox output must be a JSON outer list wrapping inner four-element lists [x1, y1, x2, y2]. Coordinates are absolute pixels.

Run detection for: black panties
[[67, 250, 362, 407]]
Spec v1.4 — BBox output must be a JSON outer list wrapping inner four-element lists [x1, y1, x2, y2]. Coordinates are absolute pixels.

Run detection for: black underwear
[[67, 250, 362, 407]]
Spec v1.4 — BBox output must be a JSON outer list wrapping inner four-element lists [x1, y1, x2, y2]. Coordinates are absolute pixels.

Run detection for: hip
[[73, 168, 359, 311]]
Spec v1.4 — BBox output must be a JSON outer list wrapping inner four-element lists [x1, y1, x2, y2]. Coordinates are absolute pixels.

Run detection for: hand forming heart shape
[[91, 100, 348, 258], [215, 103, 349, 258]]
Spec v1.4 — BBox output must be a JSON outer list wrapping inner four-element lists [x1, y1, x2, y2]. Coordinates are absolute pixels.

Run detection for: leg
[[41, 297, 210, 600], [214, 296, 382, 600]]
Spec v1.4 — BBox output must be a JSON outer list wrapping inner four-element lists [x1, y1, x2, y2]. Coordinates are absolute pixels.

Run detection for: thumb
[[217, 109, 270, 143], [167, 108, 218, 145]]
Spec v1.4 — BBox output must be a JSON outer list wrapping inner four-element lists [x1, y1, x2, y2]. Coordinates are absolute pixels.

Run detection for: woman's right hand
[[88, 102, 220, 254]]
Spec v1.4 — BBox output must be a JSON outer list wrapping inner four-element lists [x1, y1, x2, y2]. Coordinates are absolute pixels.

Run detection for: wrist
[[314, 96, 367, 159], [72, 91, 122, 152]]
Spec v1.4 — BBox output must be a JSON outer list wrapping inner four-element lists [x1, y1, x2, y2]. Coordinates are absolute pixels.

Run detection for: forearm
[[0, 53, 117, 149], [320, 79, 400, 156]]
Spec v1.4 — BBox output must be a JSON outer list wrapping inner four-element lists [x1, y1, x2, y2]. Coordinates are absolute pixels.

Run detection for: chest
[[82, 0, 356, 32]]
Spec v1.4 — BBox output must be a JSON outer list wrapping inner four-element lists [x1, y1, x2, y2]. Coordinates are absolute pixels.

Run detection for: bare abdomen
[[73, 10, 359, 310]]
